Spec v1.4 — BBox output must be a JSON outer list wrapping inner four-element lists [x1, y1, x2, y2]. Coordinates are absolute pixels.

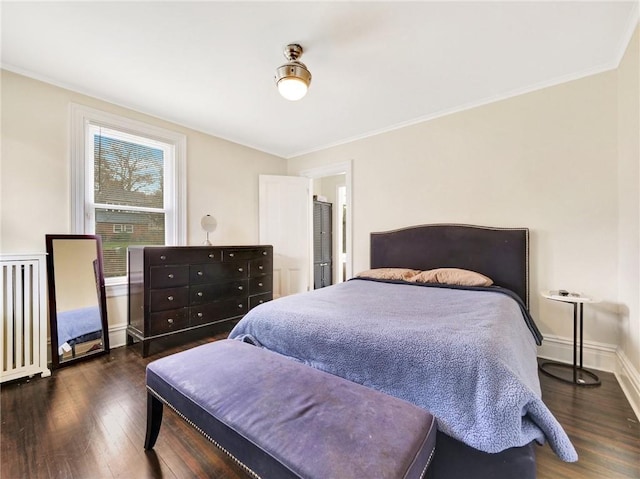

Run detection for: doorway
[[300, 161, 352, 286], [258, 162, 352, 297]]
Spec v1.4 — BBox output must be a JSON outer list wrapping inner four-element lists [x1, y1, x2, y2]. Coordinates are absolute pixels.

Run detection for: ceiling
[[2, 1, 638, 159]]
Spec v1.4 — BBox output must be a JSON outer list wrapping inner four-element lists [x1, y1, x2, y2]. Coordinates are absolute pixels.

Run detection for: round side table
[[539, 291, 601, 387]]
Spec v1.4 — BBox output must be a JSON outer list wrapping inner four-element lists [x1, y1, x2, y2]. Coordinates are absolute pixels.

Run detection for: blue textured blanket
[[229, 279, 577, 461], [57, 305, 102, 354]]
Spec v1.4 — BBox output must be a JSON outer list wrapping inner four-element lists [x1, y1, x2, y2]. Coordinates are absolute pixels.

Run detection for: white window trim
[[71, 104, 186, 295], [112, 224, 134, 234]]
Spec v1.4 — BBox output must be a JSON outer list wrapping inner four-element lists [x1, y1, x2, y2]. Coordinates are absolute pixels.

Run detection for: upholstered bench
[[145, 339, 437, 479]]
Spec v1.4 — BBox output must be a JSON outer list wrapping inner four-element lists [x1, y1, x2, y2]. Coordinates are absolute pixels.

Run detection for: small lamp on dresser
[[201, 214, 217, 245]]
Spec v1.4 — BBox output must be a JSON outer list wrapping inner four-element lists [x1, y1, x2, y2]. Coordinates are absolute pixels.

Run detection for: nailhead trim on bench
[[147, 385, 262, 479]]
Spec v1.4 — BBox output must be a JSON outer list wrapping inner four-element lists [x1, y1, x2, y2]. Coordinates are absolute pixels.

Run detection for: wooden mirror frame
[[46, 234, 110, 369]]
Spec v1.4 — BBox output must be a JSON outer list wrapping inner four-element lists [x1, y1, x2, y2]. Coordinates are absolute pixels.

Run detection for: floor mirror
[[46, 234, 110, 368]]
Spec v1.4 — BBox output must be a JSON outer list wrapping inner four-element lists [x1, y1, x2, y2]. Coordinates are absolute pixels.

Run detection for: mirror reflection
[[46, 235, 110, 368]]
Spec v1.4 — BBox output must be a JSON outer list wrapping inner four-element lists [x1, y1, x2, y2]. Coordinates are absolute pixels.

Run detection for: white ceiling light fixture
[[275, 44, 312, 101]]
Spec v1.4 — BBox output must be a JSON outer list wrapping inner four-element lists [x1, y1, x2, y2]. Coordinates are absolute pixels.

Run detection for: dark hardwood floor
[[2, 331, 639, 478], [536, 363, 640, 479]]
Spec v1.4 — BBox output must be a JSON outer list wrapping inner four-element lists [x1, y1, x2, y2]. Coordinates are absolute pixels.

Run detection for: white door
[[259, 175, 312, 298]]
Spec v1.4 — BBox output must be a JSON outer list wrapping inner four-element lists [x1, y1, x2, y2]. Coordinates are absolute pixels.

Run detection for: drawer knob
[[229, 253, 235, 257], [197, 271, 204, 276], [238, 304, 243, 308], [197, 312, 203, 318], [208, 253, 214, 258], [262, 251, 267, 255], [258, 265, 264, 270], [238, 267, 244, 272], [258, 300, 264, 304], [167, 318, 174, 324], [258, 282, 263, 287], [197, 291, 203, 297], [168, 273, 174, 279], [238, 285, 243, 290], [160, 255, 166, 260], [167, 296, 174, 301]]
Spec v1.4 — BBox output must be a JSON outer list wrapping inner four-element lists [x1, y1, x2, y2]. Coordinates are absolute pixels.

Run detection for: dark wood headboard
[[370, 224, 529, 308]]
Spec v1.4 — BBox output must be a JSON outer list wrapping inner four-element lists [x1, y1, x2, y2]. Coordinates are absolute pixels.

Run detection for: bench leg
[[144, 392, 163, 450]]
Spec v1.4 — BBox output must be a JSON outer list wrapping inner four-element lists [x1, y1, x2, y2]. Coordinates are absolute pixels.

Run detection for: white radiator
[[1, 254, 51, 382]]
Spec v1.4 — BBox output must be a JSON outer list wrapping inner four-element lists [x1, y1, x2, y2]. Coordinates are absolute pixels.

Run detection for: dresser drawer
[[189, 298, 248, 326], [146, 248, 221, 265], [150, 286, 189, 312], [249, 276, 272, 295], [189, 280, 248, 304], [224, 248, 270, 261], [249, 292, 272, 310], [149, 308, 189, 336], [249, 258, 272, 278], [150, 265, 189, 288], [190, 262, 249, 284]]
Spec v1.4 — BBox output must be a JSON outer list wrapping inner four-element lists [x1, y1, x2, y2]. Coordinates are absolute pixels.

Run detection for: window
[[113, 224, 134, 234], [72, 105, 186, 289]]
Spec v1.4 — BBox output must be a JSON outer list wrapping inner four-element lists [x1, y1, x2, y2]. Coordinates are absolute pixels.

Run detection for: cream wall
[[289, 70, 621, 357], [52, 239, 99, 312], [617, 25, 640, 405], [1, 70, 287, 341], [316, 175, 345, 207]]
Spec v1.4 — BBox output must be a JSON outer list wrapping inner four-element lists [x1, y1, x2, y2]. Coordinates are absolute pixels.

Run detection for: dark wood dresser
[[127, 245, 272, 356]]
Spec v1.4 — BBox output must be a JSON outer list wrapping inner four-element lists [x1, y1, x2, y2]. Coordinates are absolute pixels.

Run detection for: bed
[[228, 224, 577, 478]]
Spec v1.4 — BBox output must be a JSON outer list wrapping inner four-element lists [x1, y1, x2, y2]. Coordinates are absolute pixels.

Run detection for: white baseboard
[[537, 334, 619, 372], [537, 334, 640, 421], [616, 350, 640, 421], [108, 322, 128, 349]]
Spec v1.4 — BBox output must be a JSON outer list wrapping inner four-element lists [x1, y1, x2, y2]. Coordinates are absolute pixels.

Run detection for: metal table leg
[[539, 301, 600, 387]]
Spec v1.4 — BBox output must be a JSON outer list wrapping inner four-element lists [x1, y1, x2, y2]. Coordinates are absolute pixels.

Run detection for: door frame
[[299, 161, 353, 285]]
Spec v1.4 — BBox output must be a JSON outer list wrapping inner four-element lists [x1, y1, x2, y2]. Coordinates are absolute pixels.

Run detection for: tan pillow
[[410, 268, 493, 287], [356, 268, 421, 281]]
